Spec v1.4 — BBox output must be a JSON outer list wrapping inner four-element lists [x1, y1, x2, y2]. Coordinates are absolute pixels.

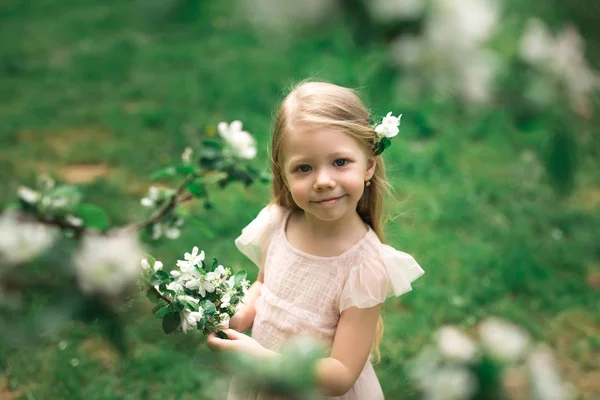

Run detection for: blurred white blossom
[[478, 318, 530, 362], [519, 18, 600, 115], [520, 18, 554, 64], [365, 0, 425, 23], [428, 0, 499, 51], [391, 0, 500, 104], [239, 0, 337, 34], [74, 232, 145, 297], [18, 186, 40, 204], [217, 121, 257, 160], [436, 326, 478, 362], [527, 345, 576, 400], [0, 212, 59, 266], [459, 50, 500, 104], [424, 366, 478, 400]]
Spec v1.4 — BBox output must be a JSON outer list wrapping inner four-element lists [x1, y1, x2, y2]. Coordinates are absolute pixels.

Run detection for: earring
[[365, 180, 371, 187]]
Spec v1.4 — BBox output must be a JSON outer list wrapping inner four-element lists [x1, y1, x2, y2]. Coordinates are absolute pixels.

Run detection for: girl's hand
[[207, 329, 276, 373], [229, 308, 252, 332]]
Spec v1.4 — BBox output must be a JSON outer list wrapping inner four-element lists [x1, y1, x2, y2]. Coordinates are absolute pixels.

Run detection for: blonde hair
[[270, 80, 390, 363]]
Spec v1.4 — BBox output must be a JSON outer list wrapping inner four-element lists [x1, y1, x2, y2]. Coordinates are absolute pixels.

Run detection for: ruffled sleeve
[[234, 204, 283, 270], [339, 244, 425, 313]]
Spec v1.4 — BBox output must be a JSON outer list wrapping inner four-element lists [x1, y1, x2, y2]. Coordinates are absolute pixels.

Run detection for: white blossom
[[142, 258, 164, 273], [240, 0, 337, 34], [176, 246, 205, 271], [390, 35, 425, 67], [181, 309, 204, 334], [424, 366, 478, 400], [217, 121, 257, 159], [178, 294, 200, 304], [459, 50, 499, 104], [140, 197, 154, 207], [166, 281, 184, 293], [221, 293, 231, 308], [520, 18, 554, 64], [213, 265, 227, 279], [151, 223, 162, 240], [181, 147, 193, 164], [65, 214, 83, 227], [74, 232, 145, 297], [436, 326, 478, 363], [18, 186, 40, 204], [366, 0, 425, 23], [375, 112, 402, 138], [527, 345, 576, 400], [0, 212, 59, 266], [428, 0, 498, 51], [165, 227, 180, 240], [478, 317, 530, 363], [219, 313, 230, 329]]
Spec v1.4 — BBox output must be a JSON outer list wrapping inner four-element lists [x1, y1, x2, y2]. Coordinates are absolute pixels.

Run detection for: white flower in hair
[[218, 120, 257, 160], [375, 112, 402, 138]]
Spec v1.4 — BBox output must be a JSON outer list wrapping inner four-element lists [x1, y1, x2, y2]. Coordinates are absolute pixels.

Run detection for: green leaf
[[211, 258, 219, 272], [200, 300, 216, 315], [216, 331, 229, 340], [186, 300, 200, 311], [175, 164, 197, 176], [381, 137, 392, 149], [146, 287, 160, 303], [146, 254, 156, 268], [187, 180, 206, 197], [234, 270, 247, 286], [74, 203, 110, 231], [201, 138, 223, 150], [150, 166, 176, 180], [162, 312, 181, 334], [155, 305, 171, 319], [151, 270, 170, 285]]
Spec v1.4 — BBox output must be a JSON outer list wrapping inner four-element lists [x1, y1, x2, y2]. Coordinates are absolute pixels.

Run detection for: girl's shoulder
[[339, 239, 425, 313], [234, 203, 290, 268]]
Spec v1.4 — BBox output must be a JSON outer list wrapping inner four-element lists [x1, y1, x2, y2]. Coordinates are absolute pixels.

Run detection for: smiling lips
[[313, 195, 345, 205]]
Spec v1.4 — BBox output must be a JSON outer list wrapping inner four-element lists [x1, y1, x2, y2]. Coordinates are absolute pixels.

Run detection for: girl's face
[[281, 127, 375, 223]]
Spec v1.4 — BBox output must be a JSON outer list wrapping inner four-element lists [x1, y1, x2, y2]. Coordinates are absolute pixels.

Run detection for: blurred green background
[[1, 0, 599, 398]]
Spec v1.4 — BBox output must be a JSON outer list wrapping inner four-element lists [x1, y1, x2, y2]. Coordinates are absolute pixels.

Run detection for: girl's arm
[[314, 304, 382, 396], [207, 303, 382, 395], [229, 269, 264, 332]]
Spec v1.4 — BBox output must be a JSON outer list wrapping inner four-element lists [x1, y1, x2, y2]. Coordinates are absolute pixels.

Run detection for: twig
[[129, 175, 196, 232], [147, 283, 173, 304]]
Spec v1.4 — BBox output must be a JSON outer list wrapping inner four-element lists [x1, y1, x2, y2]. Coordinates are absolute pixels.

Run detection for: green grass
[[1, 0, 599, 398]]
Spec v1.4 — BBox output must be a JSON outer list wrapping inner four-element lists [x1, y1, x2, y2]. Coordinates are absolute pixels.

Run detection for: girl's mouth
[[314, 195, 344, 206]]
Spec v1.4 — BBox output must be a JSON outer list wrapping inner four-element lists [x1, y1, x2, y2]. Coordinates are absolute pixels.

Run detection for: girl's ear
[[365, 157, 376, 181]]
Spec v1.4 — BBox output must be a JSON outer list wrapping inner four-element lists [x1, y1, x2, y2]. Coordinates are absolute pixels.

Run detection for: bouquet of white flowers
[[141, 246, 250, 336]]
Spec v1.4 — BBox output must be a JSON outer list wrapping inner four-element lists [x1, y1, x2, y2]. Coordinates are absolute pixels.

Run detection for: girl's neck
[[300, 209, 367, 240]]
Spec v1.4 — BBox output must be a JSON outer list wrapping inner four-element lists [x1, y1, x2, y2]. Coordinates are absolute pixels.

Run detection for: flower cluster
[[141, 246, 249, 335], [217, 121, 257, 160], [140, 186, 183, 240], [408, 318, 575, 400], [372, 112, 402, 156], [75, 232, 145, 297], [0, 211, 59, 267], [519, 18, 600, 117], [18, 175, 84, 229]]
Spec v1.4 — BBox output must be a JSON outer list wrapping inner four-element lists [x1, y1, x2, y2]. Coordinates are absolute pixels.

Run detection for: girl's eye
[[334, 159, 348, 167], [297, 165, 311, 173]]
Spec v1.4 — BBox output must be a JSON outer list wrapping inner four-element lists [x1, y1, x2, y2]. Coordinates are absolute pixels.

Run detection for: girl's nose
[[313, 169, 336, 191]]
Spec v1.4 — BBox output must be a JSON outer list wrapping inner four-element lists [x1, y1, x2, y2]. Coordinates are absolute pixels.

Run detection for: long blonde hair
[[270, 80, 390, 362]]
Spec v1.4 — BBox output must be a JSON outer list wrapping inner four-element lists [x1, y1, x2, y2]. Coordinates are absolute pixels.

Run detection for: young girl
[[207, 81, 424, 399]]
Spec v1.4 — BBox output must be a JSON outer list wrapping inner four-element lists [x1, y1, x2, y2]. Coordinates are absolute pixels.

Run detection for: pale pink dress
[[228, 204, 424, 400]]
